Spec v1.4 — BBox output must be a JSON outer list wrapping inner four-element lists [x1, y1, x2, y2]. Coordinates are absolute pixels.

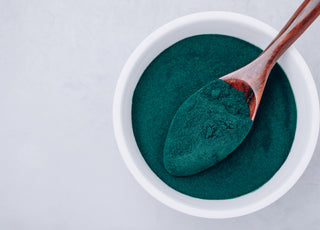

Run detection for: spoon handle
[[262, 0, 320, 67]]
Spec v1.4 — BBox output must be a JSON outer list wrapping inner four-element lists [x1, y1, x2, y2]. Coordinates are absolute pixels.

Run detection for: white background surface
[[0, 0, 320, 229]]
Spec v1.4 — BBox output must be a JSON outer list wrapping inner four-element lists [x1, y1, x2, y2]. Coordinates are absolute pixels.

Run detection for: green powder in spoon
[[131, 34, 297, 199], [163, 79, 253, 176]]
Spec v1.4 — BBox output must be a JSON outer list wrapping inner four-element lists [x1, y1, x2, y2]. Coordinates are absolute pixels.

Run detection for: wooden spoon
[[221, 0, 320, 120], [163, 0, 320, 177]]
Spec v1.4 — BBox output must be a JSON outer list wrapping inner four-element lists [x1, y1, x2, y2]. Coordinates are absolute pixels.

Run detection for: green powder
[[132, 35, 297, 199], [163, 79, 253, 176]]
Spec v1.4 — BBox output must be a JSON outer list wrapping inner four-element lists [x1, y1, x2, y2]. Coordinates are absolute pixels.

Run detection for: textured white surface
[[0, 0, 319, 229]]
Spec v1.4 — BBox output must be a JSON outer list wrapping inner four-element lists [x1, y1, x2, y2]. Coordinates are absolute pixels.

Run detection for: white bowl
[[113, 12, 320, 218]]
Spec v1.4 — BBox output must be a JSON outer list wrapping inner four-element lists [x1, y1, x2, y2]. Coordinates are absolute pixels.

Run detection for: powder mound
[[163, 79, 253, 176]]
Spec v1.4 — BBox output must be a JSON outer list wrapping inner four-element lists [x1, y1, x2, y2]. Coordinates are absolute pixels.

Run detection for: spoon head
[[221, 78, 257, 120]]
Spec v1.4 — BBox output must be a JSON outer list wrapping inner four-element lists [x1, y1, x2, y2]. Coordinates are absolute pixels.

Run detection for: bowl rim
[[113, 11, 320, 218]]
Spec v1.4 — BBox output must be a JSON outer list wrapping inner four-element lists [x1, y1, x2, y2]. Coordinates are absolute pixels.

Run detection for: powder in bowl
[[131, 34, 297, 199]]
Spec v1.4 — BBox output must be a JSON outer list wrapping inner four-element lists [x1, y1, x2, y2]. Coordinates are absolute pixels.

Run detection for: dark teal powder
[[132, 35, 297, 199], [163, 79, 253, 176]]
